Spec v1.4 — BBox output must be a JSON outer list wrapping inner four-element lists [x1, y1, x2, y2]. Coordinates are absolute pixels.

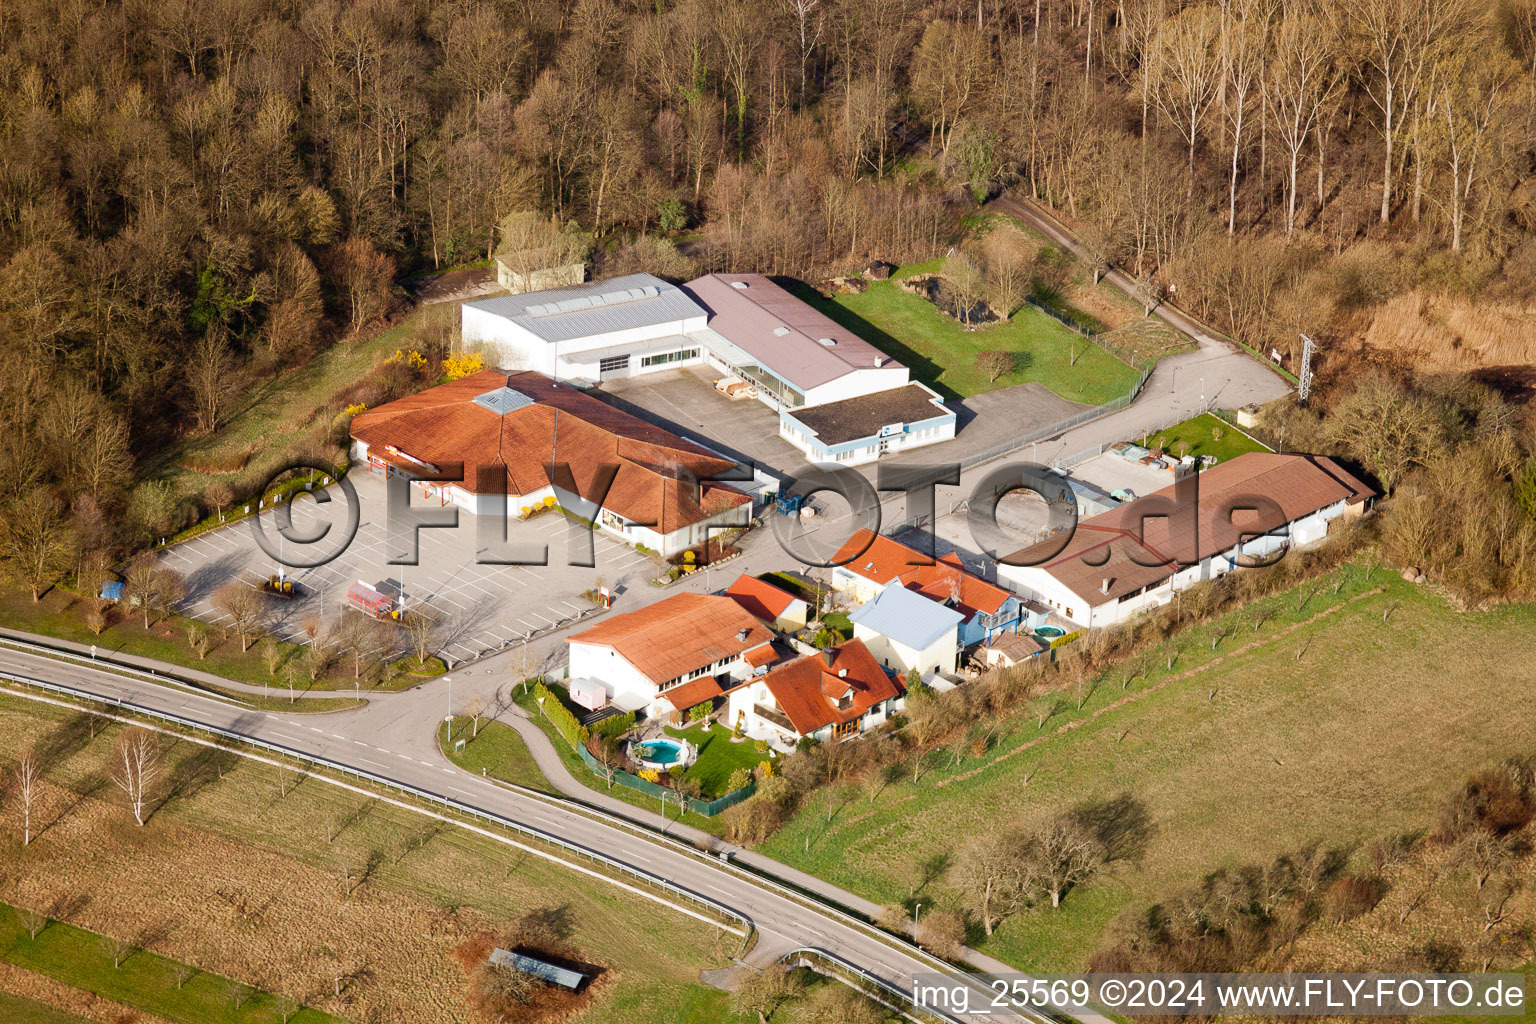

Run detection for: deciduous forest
[[1, 0, 1535, 561]]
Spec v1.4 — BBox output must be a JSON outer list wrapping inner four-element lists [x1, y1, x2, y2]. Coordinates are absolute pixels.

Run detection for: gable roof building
[[849, 580, 965, 676], [724, 573, 811, 630], [727, 639, 903, 747], [461, 273, 710, 383], [567, 593, 777, 718], [997, 452, 1374, 628], [349, 370, 751, 555]]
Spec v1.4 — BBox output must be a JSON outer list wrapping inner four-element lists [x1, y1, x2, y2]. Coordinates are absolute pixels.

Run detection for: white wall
[[853, 621, 957, 675], [461, 307, 553, 373], [568, 642, 658, 710], [801, 365, 911, 407]]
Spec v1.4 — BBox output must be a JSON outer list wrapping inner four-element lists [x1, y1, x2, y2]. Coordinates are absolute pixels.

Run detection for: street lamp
[[913, 902, 922, 925], [445, 674, 453, 721]]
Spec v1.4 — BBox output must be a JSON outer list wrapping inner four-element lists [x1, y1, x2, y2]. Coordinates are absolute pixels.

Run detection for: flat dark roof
[[786, 384, 951, 447]]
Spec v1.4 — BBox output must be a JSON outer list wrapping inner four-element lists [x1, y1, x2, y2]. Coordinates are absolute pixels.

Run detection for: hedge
[[533, 682, 588, 748], [591, 710, 636, 740]]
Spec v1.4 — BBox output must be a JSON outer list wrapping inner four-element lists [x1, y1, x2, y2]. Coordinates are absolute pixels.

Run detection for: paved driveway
[[159, 471, 659, 665]]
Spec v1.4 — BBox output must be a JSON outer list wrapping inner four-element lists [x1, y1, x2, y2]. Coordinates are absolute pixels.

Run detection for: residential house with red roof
[[349, 370, 753, 556], [566, 593, 779, 721], [996, 453, 1374, 629], [726, 640, 903, 749], [723, 573, 810, 632], [829, 528, 1032, 645]]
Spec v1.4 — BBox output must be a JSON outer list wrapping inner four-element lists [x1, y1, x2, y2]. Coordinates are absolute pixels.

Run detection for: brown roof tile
[[832, 529, 1012, 616], [724, 573, 804, 621], [1005, 453, 1375, 607], [351, 370, 751, 534], [759, 640, 901, 735], [659, 675, 723, 712], [567, 593, 775, 684]]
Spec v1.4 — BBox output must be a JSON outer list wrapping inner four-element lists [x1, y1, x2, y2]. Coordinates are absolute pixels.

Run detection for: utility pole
[[1297, 333, 1316, 407]]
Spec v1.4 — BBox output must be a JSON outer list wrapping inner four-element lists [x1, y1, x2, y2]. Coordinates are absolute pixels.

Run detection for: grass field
[[0, 991, 92, 1023], [1142, 412, 1271, 463], [662, 722, 766, 799], [761, 562, 1536, 972], [792, 262, 1142, 405], [440, 715, 558, 795], [0, 903, 344, 1024], [0, 693, 753, 1024]]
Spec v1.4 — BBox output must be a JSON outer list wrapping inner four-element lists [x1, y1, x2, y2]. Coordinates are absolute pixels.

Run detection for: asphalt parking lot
[[160, 470, 659, 665], [595, 367, 1089, 481]]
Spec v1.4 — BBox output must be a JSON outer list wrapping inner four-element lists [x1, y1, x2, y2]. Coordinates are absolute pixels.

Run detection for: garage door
[[599, 354, 630, 380]]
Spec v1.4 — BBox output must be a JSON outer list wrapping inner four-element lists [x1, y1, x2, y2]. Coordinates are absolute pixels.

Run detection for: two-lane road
[[0, 643, 1101, 1024]]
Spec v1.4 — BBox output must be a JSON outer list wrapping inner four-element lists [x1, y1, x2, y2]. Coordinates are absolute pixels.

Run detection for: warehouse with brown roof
[[349, 370, 752, 556], [996, 452, 1374, 628]]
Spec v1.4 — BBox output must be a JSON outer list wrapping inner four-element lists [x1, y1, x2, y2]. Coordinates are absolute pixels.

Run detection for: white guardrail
[[0, 654, 1038, 1024]]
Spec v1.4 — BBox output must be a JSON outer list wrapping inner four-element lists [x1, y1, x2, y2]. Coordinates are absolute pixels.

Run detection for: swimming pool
[[635, 739, 686, 765], [1034, 625, 1065, 640]]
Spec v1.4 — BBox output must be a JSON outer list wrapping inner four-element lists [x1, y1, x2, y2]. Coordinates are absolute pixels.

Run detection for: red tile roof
[[759, 640, 902, 736], [351, 370, 751, 534], [724, 573, 805, 621], [1005, 453, 1375, 607], [831, 529, 1011, 617], [658, 675, 723, 712], [744, 645, 780, 668], [567, 593, 775, 685]]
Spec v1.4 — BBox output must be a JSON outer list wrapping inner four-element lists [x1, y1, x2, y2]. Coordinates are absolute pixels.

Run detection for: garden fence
[[573, 735, 756, 817]]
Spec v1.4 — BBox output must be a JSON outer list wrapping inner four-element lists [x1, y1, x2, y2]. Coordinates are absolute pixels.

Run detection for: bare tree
[[464, 694, 488, 737], [1266, 11, 1343, 235], [108, 728, 163, 826], [4, 492, 73, 601], [211, 583, 267, 651], [1150, 6, 1224, 202], [16, 906, 46, 940], [1019, 814, 1107, 908], [11, 747, 41, 846], [975, 350, 1016, 383], [956, 831, 1030, 935], [1338, 0, 1470, 223]]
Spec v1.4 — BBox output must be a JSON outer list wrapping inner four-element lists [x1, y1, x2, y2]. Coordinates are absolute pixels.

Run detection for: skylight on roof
[[473, 386, 535, 416], [818, 337, 837, 347], [730, 280, 749, 289], [772, 326, 790, 336]]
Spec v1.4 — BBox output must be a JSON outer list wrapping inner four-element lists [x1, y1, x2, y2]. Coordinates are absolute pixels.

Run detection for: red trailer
[[346, 580, 395, 619]]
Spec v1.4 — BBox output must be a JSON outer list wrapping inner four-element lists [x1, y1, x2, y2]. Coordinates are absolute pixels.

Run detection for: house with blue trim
[[830, 528, 1035, 646]]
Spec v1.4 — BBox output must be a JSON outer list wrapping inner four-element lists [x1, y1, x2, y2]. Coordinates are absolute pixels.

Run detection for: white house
[[848, 580, 964, 677], [726, 640, 903, 750], [682, 273, 912, 410], [349, 370, 753, 557], [566, 593, 779, 721], [996, 452, 1374, 629], [461, 274, 710, 383]]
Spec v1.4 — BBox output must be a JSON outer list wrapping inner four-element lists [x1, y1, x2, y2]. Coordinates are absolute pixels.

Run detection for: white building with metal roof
[[683, 273, 912, 409], [461, 273, 710, 383]]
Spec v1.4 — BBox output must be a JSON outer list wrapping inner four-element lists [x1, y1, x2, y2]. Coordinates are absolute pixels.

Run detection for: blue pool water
[[1034, 626, 1065, 639], [637, 739, 685, 765]]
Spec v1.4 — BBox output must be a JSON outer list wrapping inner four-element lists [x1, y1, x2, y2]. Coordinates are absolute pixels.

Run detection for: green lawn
[[0, 903, 344, 1024], [510, 690, 729, 834], [0, 991, 93, 1024], [1142, 412, 1271, 463], [761, 562, 1536, 972], [663, 722, 768, 799], [792, 261, 1142, 404], [440, 715, 558, 795]]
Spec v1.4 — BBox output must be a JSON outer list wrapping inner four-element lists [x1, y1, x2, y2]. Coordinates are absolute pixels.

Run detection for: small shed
[[345, 580, 393, 618], [489, 948, 587, 991], [864, 260, 894, 280], [568, 677, 608, 712]]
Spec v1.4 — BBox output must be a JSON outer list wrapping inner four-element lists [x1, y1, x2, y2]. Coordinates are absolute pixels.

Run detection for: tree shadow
[[160, 745, 240, 812], [1072, 792, 1155, 864], [773, 276, 957, 400]]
